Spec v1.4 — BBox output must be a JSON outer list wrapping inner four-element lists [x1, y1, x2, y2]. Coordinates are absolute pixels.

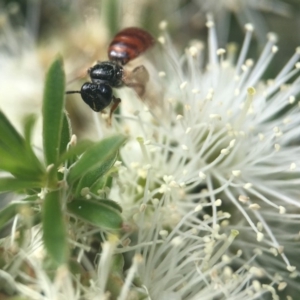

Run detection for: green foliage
[[42, 190, 68, 265], [42, 55, 66, 186], [42, 56, 66, 165], [72, 138, 121, 196], [0, 110, 44, 181], [0, 56, 126, 267], [67, 198, 123, 230], [68, 135, 126, 183]]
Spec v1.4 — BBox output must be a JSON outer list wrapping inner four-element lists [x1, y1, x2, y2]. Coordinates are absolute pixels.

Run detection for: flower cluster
[[103, 19, 300, 298]]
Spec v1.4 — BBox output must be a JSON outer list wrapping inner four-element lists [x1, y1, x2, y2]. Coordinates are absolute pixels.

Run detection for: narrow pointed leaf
[[59, 112, 72, 155], [67, 199, 122, 230], [75, 150, 118, 196], [0, 155, 44, 181], [0, 110, 24, 150], [58, 140, 94, 166], [22, 114, 45, 176], [20, 195, 39, 202], [23, 114, 37, 145], [0, 177, 42, 192], [42, 56, 65, 168], [0, 112, 44, 179], [89, 175, 109, 195], [42, 190, 68, 265], [0, 147, 44, 181], [98, 199, 122, 213], [68, 135, 126, 183]]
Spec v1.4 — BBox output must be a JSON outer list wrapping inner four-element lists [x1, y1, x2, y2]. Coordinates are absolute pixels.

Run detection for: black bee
[[66, 27, 154, 119]]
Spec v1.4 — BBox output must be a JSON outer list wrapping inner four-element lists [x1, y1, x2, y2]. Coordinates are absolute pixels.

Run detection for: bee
[[66, 27, 155, 119]]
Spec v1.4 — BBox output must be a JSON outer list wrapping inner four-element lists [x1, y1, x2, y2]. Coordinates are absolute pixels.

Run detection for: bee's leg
[[108, 96, 121, 125]]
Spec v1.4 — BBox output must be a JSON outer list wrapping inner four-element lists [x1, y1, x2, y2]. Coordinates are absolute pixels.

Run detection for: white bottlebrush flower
[[88, 209, 265, 300], [185, 0, 291, 44], [0, 226, 81, 300], [192, 0, 291, 16], [105, 19, 300, 298]]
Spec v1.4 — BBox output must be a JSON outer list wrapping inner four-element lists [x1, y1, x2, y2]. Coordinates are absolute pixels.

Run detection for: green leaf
[[57, 112, 73, 175], [67, 199, 123, 230], [68, 135, 126, 183], [42, 190, 68, 265], [0, 110, 24, 151], [89, 175, 110, 195], [59, 112, 72, 156], [42, 56, 65, 168], [75, 150, 118, 196], [0, 147, 44, 181], [98, 199, 122, 213], [58, 140, 94, 166], [0, 112, 44, 180], [0, 177, 42, 192], [23, 114, 37, 146], [21, 195, 39, 202]]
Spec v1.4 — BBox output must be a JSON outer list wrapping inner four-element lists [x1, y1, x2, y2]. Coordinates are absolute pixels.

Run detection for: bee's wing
[[66, 66, 89, 85], [122, 61, 165, 119], [66, 59, 102, 85], [123, 65, 150, 98]]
